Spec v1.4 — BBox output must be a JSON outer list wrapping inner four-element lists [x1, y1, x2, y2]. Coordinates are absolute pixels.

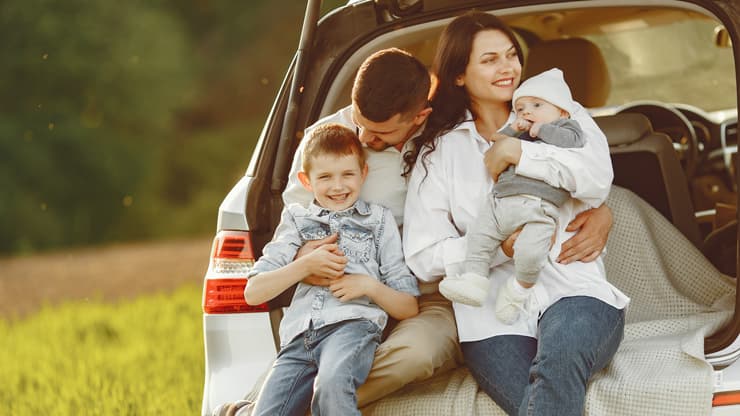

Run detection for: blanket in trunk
[[233, 186, 735, 416]]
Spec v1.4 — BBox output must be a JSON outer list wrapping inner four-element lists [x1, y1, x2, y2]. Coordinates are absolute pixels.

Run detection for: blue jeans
[[461, 296, 625, 416], [252, 319, 381, 416]]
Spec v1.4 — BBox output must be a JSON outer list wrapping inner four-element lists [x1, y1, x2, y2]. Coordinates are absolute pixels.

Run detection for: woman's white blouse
[[403, 104, 629, 341]]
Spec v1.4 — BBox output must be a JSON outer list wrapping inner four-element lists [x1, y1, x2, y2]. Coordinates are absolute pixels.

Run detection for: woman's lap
[[462, 296, 625, 416]]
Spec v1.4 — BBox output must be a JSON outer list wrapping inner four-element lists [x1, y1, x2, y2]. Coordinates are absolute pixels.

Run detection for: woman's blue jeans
[[252, 319, 381, 416], [461, 296, 625, 416]]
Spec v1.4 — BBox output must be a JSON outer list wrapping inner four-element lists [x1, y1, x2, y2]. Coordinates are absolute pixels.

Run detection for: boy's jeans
[[252, 319, 381, 416], [461, 296, 625, 416]]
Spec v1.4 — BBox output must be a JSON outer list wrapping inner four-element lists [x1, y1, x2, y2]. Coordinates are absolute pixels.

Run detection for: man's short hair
[[352, 48, 431, 122], [301, 123, 367, 173]]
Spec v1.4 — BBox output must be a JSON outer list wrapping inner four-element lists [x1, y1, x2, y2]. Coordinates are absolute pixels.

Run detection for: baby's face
[[514, 96, 567, 124]]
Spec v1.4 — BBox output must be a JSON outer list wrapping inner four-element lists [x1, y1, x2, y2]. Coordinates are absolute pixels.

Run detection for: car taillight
[[713, 390, 740, 407], [203, 231, 269, 314]]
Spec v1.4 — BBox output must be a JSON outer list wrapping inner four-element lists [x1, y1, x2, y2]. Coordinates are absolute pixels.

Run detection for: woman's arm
[[557, 204, 613, 264], [403, 145, 463, 281], [403, 142, 510, 281]]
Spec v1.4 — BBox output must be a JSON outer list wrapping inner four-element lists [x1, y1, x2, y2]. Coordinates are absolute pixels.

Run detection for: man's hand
[[329, 274, 378, 302], [485, 134, 523, 182], [557, 204, 613, 264], [296, 234, 346, 286], [301, 244, 347, 280]]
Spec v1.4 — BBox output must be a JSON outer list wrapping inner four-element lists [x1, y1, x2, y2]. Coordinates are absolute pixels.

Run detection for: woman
[[402, 11, 630, 416]]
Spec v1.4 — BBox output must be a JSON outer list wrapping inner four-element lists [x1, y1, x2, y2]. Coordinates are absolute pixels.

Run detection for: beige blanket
[[239, 186, 736, 416]]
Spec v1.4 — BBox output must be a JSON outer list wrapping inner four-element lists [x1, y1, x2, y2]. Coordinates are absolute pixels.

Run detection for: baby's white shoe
[[495, 277, 532, 325], [439, 272, 490, 306]]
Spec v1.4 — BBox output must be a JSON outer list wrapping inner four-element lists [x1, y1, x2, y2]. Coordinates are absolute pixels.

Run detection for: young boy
[[439, 68, 587, 324], [244, 123, 420, 416]]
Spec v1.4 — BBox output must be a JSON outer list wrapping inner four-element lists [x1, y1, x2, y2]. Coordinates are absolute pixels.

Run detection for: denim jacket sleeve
[[376, 207, 420, 296], [248, 205, 303, 277]]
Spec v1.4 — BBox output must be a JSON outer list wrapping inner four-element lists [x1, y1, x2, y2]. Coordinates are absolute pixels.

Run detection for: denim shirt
[[248, 199, 420, 347]]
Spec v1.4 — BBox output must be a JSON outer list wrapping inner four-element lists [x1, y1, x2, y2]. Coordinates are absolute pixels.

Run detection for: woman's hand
[[557, 204, 613, 264], [485, 134, 523, 182], [501, 229, 522, 258]]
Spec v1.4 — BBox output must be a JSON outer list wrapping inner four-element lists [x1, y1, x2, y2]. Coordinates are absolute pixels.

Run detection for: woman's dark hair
[[402, 11, 524, 178]]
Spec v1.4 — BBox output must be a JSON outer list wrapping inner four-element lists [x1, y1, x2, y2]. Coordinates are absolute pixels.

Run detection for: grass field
[[0, 284, 204, 415]]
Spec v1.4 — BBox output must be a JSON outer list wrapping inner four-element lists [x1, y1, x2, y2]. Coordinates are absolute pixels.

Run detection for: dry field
[[0, 236, 213, 318]]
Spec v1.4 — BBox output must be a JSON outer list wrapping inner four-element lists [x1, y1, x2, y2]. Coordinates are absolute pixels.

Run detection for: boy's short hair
[[352, 48, 431, 122], [302, 123, 367, 173]]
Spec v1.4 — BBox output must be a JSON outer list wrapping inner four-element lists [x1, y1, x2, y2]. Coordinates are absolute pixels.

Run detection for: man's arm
[[294, 233, 347, 286]]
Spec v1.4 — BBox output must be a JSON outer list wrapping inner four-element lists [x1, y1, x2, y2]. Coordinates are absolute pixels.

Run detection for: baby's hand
[[529, 121, 545, 138], [512, 117, 532, 132]]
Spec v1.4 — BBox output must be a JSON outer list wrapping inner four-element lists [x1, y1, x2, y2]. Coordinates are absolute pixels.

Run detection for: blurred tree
[[0, 0, 348, 253], [0, 0, 195, 253]]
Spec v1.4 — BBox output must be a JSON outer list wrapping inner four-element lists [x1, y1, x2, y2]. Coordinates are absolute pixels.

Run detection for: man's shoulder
[[305, 105, 354, 134]]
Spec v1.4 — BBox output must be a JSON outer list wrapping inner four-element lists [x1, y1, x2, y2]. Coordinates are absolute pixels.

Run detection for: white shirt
[[403, 103, 630, 341], [283, 106, 413, 225]]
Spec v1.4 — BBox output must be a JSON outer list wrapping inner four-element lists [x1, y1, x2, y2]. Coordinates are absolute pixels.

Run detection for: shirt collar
[[308, 199, 372, 217], [453, 110, 517, 144]]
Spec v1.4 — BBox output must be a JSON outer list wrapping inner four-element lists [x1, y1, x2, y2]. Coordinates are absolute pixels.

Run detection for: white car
[[201, 0, 740, 414]]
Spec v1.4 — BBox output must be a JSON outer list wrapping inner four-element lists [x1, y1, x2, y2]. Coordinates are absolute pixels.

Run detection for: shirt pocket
[[340, 225, 374, 264], [298, 224, 330, 241]]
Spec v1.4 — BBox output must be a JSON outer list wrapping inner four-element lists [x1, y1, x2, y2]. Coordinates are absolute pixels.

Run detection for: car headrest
[[524, 38, 611, 108], [594, 113, 653, 147]]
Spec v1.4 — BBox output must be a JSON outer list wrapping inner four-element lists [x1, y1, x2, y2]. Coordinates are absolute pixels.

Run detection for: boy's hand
[[296, 234, 346, 285], [329, 274, 378, 302], [302, 244, 347, 280], [557, 204, 612, 264]]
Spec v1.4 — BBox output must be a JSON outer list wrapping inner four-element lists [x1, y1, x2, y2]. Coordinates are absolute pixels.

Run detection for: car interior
[[317, 4, 738, 277]]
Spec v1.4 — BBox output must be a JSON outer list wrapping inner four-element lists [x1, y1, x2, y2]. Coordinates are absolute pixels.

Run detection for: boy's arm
[[330, 274, 418, 320], [532, 119, 585, 148]]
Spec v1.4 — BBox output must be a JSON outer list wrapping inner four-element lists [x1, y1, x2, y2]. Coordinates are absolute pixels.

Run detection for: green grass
[[0, 284, 205, 415]]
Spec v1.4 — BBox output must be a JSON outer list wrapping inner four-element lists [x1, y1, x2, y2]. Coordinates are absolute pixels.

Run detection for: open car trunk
[[202, 1, 740, 414]]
